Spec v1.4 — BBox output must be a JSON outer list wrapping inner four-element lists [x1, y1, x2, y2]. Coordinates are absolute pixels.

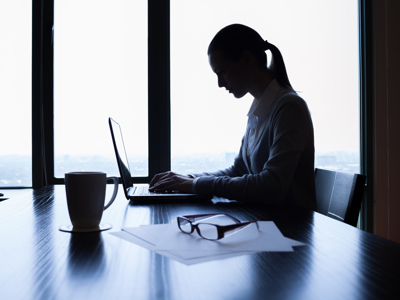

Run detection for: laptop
[[108, 117, 211, 202]]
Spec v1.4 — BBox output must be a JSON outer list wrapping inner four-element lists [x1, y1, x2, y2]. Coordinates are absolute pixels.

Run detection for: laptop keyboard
[[135, 186, 149, 196], [132, 185, 180, 196]]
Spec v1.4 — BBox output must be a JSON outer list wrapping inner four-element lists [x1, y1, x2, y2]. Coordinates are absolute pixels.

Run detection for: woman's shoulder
[[269, 89, 313, 125], [275, 89, 308, 108]]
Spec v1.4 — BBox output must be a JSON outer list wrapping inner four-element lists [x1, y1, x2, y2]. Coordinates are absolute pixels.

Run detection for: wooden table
[[1, 185, 399, 300]]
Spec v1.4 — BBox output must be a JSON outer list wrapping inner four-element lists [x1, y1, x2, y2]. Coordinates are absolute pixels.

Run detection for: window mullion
[[147, 0, 171, 181], [32, 0, 55, 189]]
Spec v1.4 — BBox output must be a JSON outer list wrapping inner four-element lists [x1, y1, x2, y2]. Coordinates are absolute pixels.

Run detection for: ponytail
[[264, 40, 294, 91]]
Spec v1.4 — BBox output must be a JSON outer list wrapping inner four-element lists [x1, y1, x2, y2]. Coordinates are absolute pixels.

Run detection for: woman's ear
[[241, 50, 255, 67]]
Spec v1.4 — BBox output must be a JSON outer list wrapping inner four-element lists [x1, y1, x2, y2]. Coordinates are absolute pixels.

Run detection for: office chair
[[314, 168, 366, 227]]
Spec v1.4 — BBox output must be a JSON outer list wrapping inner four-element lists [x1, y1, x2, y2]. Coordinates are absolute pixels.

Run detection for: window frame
[[32, 0, 54, 188], [31, 0, 171, 187], [359, 0, 373, 232], [29, 0, 372, 233]]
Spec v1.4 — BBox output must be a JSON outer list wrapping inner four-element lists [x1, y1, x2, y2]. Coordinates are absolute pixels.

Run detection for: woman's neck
[[249, 69, 274, 99]]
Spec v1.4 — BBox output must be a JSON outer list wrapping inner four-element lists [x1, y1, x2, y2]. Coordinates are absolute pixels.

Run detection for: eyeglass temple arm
[[221, 221, 259, 238], [182, 213, 241, 224]]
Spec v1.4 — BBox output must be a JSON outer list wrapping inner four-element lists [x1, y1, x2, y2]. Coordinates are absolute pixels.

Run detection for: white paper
[[110, 221, 306, 264], [155, 221, 294, 252], [109, 231, 247, 265], [135, 223, 306, 248]]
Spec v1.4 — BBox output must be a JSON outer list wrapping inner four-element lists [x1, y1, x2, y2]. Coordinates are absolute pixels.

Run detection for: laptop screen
[[109, 118, 133, 193]]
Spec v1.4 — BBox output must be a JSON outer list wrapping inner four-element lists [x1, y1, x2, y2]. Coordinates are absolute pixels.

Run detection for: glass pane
[[0, 1, 32, 187], [54, 0, 148, 178], [171, 0, 359, 174], [197, 224, 219, 240]]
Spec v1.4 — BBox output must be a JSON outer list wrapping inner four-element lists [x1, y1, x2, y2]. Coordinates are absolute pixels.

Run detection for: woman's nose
[[218, 76, 225, 88]]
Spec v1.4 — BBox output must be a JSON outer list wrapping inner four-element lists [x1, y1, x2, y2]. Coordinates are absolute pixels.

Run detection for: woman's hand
[[149, 171, 194, 194]]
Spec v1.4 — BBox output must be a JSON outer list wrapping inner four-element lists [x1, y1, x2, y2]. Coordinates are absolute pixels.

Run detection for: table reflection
[[31, 186, 57, 300], [67, 233, 106, 279]]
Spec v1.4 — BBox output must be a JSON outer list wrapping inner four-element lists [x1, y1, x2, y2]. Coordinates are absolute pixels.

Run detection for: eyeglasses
[[177, 213, 259, 241]]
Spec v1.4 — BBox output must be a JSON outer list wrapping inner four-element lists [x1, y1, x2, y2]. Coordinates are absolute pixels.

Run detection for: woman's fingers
[[149, 175, 176, 191], [149, 171, 174, 187], [149, 173, 193, 193]]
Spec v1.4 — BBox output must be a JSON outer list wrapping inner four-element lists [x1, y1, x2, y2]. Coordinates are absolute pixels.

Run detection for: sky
[[1, 0, 359, 159]]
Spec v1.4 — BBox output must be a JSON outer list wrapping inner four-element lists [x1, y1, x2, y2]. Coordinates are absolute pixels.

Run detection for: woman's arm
[[149, 132, 249, 193], [194, 96, 315, 206]]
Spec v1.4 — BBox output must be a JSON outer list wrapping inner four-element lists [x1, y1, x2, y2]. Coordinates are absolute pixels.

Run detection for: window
[[5, 0, 365, 190], [54, 0, 148, 178], [171, 0, 360, 174], [0, 1, 32, 187]]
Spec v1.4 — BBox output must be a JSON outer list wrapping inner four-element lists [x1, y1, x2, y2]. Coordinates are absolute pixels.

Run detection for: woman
[[149, 24, 316, 210]]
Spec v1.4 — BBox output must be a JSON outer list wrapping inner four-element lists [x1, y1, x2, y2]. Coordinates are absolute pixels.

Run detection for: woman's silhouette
[[149, 24, 316, 210]]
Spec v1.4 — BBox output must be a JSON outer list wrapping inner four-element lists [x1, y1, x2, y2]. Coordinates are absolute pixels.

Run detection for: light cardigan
[[193, 81, 316, 211]]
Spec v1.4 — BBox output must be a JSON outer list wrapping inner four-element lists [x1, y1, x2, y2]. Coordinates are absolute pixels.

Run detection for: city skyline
[[1, 150, 360, 187]]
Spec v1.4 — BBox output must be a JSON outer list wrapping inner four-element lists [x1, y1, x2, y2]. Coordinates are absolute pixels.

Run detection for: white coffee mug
[[65, 172, 119, 229]]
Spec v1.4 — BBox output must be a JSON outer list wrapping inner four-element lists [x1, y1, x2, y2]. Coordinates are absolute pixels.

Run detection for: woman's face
[[208, 50, 250, 99]]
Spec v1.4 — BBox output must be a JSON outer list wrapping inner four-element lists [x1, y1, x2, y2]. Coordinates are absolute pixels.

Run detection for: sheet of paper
[[134, 223, 306, 248], [285, 238, 306, 247], [123, 225, 251, 260], [155, 221, 294, 252], [109, 231, 249, 265], [111, 221, 306, 265], [123, 226, 159, 245]]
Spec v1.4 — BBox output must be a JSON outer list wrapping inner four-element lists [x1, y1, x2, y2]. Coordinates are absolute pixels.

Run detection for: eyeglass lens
[[178, 218, 219, 240], [178, 218, 192, 233], [197, 223, 219, 240]]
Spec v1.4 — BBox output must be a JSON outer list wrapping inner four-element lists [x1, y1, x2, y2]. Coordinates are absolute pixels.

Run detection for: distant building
[[316, 155, 337, 167]]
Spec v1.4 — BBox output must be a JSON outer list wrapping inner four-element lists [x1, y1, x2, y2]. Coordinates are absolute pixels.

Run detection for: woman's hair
[[208, 24, 294, 91]]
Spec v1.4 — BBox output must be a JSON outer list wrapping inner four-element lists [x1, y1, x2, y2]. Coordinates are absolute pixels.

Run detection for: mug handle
[[104, 177, 119, 210]]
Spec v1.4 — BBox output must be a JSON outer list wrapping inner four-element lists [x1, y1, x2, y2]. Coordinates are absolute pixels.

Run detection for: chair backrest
[[314, 168, 366, 227]]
